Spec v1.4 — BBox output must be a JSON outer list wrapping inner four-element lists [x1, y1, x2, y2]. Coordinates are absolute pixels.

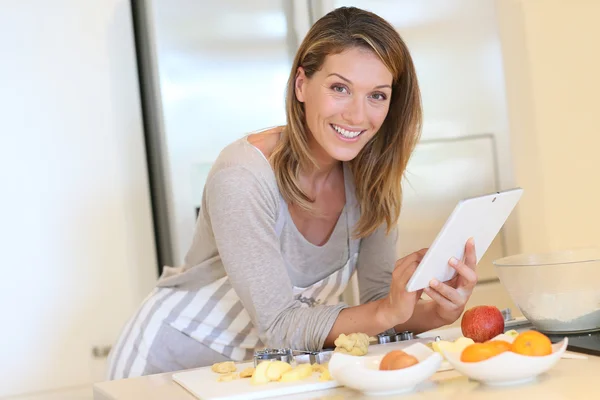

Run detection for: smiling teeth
[[332, 124, 363, 138]]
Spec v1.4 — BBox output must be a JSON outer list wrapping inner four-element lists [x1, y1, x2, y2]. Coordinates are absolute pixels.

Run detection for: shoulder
[[212, 136, 270, 177], [204, 134, 280, 209], [246, 126, 284, 159]]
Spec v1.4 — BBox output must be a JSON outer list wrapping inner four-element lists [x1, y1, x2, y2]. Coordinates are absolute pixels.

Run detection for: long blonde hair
[[270, 6, 422, 239]]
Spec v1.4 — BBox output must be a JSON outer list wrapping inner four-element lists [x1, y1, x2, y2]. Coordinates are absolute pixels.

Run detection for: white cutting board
[[173, 340, 452, 400], [172, 361, 340, 400]]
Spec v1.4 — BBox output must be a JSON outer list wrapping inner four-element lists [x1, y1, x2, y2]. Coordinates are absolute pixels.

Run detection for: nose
[[342, 96, 365, 126]]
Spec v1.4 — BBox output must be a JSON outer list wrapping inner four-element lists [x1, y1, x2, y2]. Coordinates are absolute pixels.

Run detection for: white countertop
[[94, 322, 600, 400]]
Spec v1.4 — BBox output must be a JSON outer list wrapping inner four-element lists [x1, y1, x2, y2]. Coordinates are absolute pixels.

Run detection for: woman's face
[[295, 47, 393, 163]]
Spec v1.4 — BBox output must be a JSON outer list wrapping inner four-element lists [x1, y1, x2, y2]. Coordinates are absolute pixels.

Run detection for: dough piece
[[211, 361, 237, 374], [239, 366, 255, 378], [217, 372, 239, 382], [334, 332, 370, 356]]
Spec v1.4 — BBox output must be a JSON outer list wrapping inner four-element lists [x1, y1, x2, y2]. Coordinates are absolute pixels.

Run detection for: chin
[[328, 147, 362, 162]]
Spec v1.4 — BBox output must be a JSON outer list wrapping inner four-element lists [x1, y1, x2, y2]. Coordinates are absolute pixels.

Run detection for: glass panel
[[150, 0, 295, 263]]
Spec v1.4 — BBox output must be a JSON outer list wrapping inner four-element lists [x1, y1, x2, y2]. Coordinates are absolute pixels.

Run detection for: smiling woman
[[273, 9, 422, 239], [106, 6, 479, 381]]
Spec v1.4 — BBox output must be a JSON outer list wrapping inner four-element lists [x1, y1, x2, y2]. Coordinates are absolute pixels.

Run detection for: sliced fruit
[[279, 363, 313, 382], [265, 360, 293, 381], [250, 361, 271, 385], [311, 363, 327, 373], [431, 340, 453, 353], [319, 368, 332, 382], [454, 337, 476, 348], [505, 329, 519, 338], [431, 337, 475, 356]]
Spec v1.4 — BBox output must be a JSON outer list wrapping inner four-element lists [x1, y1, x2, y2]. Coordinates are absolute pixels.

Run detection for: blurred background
[[1, 0, 598, 398]]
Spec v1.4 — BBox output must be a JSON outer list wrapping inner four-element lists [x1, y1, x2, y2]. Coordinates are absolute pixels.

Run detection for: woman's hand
[[377, 248, 428, 327], [424, 238, 478, 325]]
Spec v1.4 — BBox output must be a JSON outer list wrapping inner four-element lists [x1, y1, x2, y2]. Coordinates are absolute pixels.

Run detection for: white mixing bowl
[[494, 248, 600, 333]]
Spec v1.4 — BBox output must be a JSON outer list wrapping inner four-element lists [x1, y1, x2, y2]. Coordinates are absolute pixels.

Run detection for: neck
[[300, 136, 342, 196]]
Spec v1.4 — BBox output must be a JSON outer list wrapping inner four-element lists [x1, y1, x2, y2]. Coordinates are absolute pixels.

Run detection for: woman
[[106, 6, 477, 380]]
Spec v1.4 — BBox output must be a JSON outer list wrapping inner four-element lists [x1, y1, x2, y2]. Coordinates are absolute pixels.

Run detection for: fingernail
[[449, 257, 458, 266], [430, 279, 439, 287], [468, 237, 475, 245]]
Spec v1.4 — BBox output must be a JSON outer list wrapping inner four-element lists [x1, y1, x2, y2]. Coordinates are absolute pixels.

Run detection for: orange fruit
[[486, 340, 512, 352], [460, 343, 508, 363], [511, 330, 552, 356], [379, 350, 419, 370]]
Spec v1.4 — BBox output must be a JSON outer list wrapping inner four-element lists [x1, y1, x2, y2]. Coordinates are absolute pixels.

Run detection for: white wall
[[331, 0, 514, 178], [0, 1, 157, 397], [497, 0, 600, 254], [324, 0, 520, 256]]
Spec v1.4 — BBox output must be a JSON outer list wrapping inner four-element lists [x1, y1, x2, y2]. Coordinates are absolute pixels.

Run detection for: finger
[[428, 279, 464, 304], [423, 286, 455, 310], [394, 251, 425, 271], [464, 237, 477, 269], [391, 259, 418, 288], [391, 261, 420, 296], [417, 248, 428, 257], [448, 257, 478, 288], [400, 260, 420, 284], [444, 275, 458, 288]]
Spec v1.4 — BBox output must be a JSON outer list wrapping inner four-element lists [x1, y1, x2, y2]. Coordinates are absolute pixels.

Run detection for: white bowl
[[442, 337, 568, 386], [494, 248, 600, 333], [328, 342, 443, 396]]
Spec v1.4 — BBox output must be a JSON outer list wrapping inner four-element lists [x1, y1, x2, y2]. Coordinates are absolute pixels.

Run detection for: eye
[[370, 92, 387, 101], [331, 84, 349, 94]]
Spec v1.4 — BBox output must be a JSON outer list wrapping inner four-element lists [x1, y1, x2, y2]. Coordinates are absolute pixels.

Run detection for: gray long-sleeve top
[[156, 137, 398, 351]]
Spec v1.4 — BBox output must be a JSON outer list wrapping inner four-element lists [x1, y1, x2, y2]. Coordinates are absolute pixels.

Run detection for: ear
[[295, 67, 307, 103]]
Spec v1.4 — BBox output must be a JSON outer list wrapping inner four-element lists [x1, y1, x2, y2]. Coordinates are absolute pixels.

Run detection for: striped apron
[[106, 191, 360, 380]]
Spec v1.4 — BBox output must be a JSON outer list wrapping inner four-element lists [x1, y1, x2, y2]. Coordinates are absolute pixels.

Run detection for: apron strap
[[343, 162, 361, 257]]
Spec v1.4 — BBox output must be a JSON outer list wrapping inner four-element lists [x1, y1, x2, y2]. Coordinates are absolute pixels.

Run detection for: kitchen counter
[[94, 325, 600, 400]]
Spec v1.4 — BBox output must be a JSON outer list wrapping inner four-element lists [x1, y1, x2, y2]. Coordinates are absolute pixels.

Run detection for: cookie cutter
[[293, 349, 333, 365], [253, 348, 334, 367], [253, 348, 294, 367], [376, 330, 415, 344]]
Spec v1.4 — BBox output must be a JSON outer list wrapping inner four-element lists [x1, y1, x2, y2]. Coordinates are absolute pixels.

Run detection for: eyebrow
[[327, 73, 392, 90]]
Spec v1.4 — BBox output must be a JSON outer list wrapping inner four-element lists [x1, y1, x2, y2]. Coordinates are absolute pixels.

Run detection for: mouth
[[330, 123, 366, 142]]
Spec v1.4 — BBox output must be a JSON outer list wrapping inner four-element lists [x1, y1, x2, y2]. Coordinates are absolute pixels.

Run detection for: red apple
[[461, 305, 505, 343]]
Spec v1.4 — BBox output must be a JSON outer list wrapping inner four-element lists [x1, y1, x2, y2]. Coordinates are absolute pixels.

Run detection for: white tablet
[[405, 187, 524, 292]]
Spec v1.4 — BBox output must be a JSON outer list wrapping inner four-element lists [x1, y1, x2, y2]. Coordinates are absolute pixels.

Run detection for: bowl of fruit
[[328, 342, 443, 396], [442, 327, 567, 386]]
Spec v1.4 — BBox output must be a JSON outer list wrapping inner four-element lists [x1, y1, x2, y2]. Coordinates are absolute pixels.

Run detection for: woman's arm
[[354, 224, 478, 336], [323, 250, 426, 347], [354, 224, 448, 334], [393, 299, 445, 334], [207, 165, 408, 351]]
